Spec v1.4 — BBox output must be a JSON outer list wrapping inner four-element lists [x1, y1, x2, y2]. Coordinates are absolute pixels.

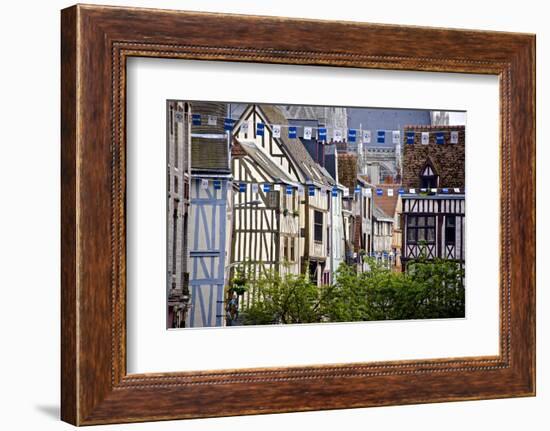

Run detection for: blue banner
[[224, 118, 234, 131], [377, 130, 385, 144], [288, 126, 297, 139], [406, 131, 415, 144], [348, 129, 357, 143], [318, 127, 327, 141], [256, 123, 265, 136], [436, 132, 445, 144], [192, 114, 201, 126]]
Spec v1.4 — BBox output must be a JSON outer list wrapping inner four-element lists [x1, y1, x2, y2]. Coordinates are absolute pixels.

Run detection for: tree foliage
[[238, 258, 465, 325]]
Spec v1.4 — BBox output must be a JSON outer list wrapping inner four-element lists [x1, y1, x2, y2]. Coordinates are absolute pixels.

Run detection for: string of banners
[[180, 112, 461, 145], [199, 178, 463, 197]]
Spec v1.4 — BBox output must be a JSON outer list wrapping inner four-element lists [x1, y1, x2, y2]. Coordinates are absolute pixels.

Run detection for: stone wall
[[401, 125, 465, 189]]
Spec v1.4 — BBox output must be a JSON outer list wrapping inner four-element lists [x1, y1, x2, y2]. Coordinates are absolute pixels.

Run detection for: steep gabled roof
[[233, 140, 299, 186], [258, 105, 335, 187], [373, 205, 393, 222]]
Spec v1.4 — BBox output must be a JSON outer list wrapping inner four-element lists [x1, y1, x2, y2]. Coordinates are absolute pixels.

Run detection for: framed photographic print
[[61, 4, 536, 425]]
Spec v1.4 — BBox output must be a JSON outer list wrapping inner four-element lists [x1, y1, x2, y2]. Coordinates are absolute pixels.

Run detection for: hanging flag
[[420, 188, 428, 193], [272, 124, 281, 138], [304, 127, 313, 140], [251, 183, 259, 194], [274, 184, 281, 191], [308, 185, 315, 196], [343, 188, 349, 197], [286, 185, 293, 195], [436, 132, 445, 144], [451, 131, 459, 144], [175, 111, 184, 122], [213, 180, 221, 190], [430, 188, 438, 193], [398, 188, 405, 195], [454, 187, 461, 193], [318, 127, 327, 141], [406, 131, 415, 144], [298, 185, 305, 196], [392, 131, 401, 145], [207, 115, 217, 126], [256, 123, 265, 136], [239, 183, 247, 193], [224, 118, 234, 131], [355, 186, 361, 194], [363, 130, 371, 144], [332, 186, 338, 197], [240, 121, 249, 134], [348, 129, 357, 143], [288, 126, 297, 139], [409, 188, 416, 194], [387, 188, 394, 197], [192, 114, 201, 126], [442, 188, 449, 194], [365, 188, 372, 196], [200, 178, 209, 189], [377, 130, 385, 144], [376, 188, 383, 196], [263, 183, 271, 193], [421, 132, 430, 145], [334, 129, 343, 142]]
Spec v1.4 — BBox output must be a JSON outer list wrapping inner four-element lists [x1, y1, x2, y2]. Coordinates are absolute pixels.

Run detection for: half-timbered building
[[230, 139, 301, 281], [400, 193, 465, 266], [400, 125, 465, 269], [187, 102, 233, 328], [231, 104, 335, 287]]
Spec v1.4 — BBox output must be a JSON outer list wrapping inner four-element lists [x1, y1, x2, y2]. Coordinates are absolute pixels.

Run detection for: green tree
[[239, 258, 465, 325]]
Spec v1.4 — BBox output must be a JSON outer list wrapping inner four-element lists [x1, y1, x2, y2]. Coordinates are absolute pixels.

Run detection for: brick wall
[[401, 125, 465, 189]]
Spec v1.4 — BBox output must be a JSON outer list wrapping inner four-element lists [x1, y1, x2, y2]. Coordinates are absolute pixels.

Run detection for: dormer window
[[420, 162, 439, 189]]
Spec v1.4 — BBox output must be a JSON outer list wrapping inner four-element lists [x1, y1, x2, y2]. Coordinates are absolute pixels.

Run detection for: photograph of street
[[166, 101, 466, 329]]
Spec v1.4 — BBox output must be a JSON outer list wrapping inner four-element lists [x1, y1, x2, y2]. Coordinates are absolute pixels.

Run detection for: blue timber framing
[[188, 176, 230, 327]]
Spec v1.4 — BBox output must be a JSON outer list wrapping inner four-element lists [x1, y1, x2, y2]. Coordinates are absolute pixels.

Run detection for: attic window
[[422, 165, 434, 176], [420, 161, 439, 189]]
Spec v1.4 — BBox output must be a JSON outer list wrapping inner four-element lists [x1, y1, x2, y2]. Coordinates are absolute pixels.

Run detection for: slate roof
[[190, 102, 230, 174], [259, 105, 335, 187], [373, 205, 393, 222], [191, 137, 230, 173], [232, 140, 299, 186]]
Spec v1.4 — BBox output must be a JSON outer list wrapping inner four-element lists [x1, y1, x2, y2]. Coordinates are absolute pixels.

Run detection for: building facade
[[187, 102, 233, 328], [400, 125, 466, 270], [166, 101, 192, 328]]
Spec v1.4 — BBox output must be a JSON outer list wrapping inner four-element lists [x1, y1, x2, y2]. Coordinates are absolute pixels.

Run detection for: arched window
[[420, 161, 439, 189]]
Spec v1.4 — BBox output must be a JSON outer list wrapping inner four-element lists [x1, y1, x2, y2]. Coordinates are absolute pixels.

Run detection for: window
[[445, 216, 456, 246], [314, 210, 323, 242], [420, 163, 438, 188], [406, 215, 436, 244], [290, 238, 295, 262]]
